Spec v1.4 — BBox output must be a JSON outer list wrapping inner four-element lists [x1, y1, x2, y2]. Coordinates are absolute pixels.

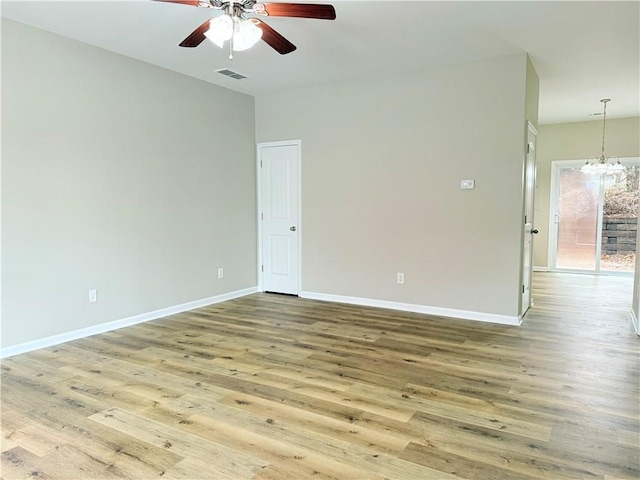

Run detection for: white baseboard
[[299, 291, 521, 326], [631, 309, 640, 336], [533, 266, 550, 272], [0, 287, 258, 359]]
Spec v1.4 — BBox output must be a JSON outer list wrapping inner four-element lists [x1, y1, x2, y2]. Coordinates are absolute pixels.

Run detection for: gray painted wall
[[2, 19, 258, 348], [256, 53, 533, 318]]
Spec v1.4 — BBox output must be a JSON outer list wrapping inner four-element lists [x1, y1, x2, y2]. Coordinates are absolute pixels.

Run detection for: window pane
[[556, 168, 598, 270], [601, 166, 638, 272]]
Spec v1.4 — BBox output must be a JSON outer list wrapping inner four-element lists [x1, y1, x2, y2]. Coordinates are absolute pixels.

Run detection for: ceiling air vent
[[214, 68, 248, 80]]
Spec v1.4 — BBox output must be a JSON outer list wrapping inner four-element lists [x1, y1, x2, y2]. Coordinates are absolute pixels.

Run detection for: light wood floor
[[2, 272, 639, 479]]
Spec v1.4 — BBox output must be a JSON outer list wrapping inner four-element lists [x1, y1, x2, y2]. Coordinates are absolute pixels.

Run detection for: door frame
[[256, 140, 302, 293], [520, 121, 537, 317], [548, 159, 586, 273], [548, 157, 639, 276]]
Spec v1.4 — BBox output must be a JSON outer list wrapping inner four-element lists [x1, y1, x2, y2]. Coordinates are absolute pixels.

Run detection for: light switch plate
[[460, 179, 475, 190]]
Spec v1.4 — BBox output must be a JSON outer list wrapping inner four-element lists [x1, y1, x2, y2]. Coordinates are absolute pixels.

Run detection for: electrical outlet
[[397, 273, 405, 284], [218, 268, 224, 279], [89, 289, 97, 303]]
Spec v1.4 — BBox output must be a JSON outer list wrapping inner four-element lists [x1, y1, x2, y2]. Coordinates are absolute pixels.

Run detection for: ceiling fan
[[155, 0, 336, 59]]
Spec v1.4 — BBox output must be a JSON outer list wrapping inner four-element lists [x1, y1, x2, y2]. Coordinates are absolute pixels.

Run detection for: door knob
[[531, 229, 539, 234], [290, 226, 297, 232]]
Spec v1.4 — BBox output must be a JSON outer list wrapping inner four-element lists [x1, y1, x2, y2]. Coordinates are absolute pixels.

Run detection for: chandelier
[[581, 99, 625, 175], [204, 3, 263, 59]]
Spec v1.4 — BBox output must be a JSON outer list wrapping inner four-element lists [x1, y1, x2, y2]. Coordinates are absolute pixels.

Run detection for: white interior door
[[521, 124, 537, 316], [258, 141, 300, 295]]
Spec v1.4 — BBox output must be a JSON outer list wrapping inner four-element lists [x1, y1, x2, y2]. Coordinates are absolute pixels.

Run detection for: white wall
[[1, 19, 258, 349], [256, 53, 533, 320]]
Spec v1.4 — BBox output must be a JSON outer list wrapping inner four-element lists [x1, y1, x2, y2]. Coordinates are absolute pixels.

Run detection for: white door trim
[[521, 121, 537, 317], [256, 140, 302, 293]]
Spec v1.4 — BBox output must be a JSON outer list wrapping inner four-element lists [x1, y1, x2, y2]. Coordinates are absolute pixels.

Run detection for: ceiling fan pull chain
[[228, 0, 234, 59]]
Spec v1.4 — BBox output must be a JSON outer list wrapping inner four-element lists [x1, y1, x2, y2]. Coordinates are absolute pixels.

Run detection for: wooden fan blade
[[255, 19, 297, 54], [179, 19, 211, 47], [261, 3, 336, 20], [154, 0, 201, 6]]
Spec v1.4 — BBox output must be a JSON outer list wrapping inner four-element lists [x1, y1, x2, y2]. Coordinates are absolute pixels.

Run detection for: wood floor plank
[[400, 441, 551, 480], [349, 382, 552, 440], [179, 413, 389, 480], [1, 446, 60, 480], [408, 409, 629, 479], [617, 428, 640, 448], [215, 391, 411, 453], [1, 272, 638, 479], [22, 444, 128, 480], [89, 407, 268, 478], [148, 393, 422, 478], [1, 374, 184, 478]]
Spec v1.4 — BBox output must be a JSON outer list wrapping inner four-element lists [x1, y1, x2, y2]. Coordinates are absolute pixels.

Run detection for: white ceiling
[[2, 0, 639, 124]]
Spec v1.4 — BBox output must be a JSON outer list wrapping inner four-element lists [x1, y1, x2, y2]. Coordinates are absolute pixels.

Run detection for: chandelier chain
[[601, 99, 607, 159], [580, 98, 624, 175]]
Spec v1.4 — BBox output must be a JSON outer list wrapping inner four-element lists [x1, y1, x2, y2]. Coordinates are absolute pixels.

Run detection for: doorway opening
[[549, 158, 639, 274]]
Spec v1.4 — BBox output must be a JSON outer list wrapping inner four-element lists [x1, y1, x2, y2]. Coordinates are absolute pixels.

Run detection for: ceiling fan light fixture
[[204, 14, 233, 48], [160, 0, 336, 56], [233, 18, 263, 51]]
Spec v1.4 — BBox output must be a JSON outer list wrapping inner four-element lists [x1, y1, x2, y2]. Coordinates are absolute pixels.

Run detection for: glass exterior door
[[555, 167, 599, 270], [552, 160, 638, 274]]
